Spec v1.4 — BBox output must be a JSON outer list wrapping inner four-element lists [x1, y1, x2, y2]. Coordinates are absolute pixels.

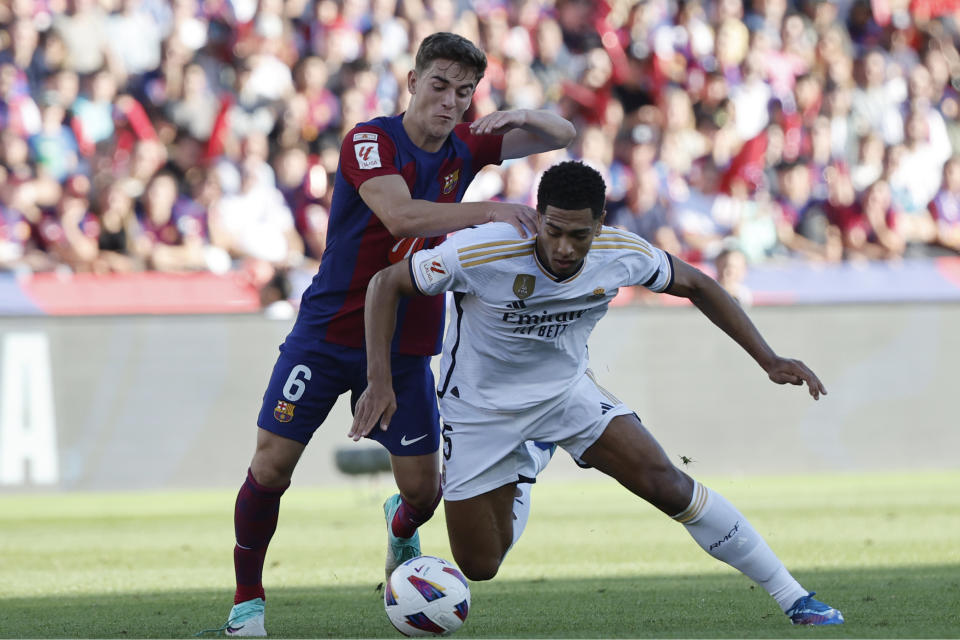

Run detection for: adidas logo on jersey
[[507, 300, 527, 310]]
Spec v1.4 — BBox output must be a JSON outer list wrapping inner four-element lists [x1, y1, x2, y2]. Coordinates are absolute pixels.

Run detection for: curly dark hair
[[415, 32, 487, 80], [536, 161, 607, 219]]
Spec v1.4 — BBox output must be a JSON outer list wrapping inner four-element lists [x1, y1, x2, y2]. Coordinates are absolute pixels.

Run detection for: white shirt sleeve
[[597, 227, 674, 292], [409, 237, 468, 296], [627, 246, 674, 293]]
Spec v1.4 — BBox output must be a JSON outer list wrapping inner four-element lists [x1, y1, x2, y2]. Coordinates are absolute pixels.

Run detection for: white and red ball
[[384, 555, 470, 637]]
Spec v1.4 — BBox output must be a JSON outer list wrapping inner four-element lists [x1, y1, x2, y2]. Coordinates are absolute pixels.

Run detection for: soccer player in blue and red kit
[[223, 32, 575, 636]]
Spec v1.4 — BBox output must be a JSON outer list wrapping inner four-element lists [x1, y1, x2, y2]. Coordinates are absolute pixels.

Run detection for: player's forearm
[[688, 277, 778, 372], [384, 200, 507, 237], [364, 269, 402, 384], [517, 109, 577, 149]]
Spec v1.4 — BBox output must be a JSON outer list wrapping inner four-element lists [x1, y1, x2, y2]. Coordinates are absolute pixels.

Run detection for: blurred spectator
[[211, 156, 304, 273], [773, 159, 842, 261], [609, 163, 682, 256], [107, 0, 165, 80], [47, 69, 81, 113], [52, 0, 117, 76], [165, 63, 220, 140], [531, 17, 571, 104], [28, 95, 79, 183], [730, 49, 771, 144], [93, 179, 142, 273], [0, 61, 40, 138], [929, 156, 960, 254], [285, 56, 340, 149], [134, 170, 211, 271], [273, 145, 329, 268], [903, 62, 952, 164], [560, 47, 615, 126], [823, 161, 886, 260], [887, 112, 941, 252], [861, 179, 905, 259], [34, 173, 98, 271], [714, 244, 753, 306], [0, 19, 44, 93], [850, 48, 904, 145], [851, 131, 885, 192], [670, 159, 735, 262], [71, 69, 119, 153], [495, 159, 537, 208], [824, 84, 858, 163]]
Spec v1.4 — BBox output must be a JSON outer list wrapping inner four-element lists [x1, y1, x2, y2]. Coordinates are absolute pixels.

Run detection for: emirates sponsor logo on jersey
[[419, 254, 448, 285], [354, 142, 381, 169], [273, 400, 295, 423], [441, 169, 460, 195], [512, 274, 536, 299], [501, 307, 587, 337]]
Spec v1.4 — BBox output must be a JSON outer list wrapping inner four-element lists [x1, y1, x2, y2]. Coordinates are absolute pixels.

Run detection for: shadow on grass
[[3, 565, 958, 638]]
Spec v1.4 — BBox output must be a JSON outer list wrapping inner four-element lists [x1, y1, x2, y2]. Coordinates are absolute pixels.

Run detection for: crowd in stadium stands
[[2, 0, 960, 305]]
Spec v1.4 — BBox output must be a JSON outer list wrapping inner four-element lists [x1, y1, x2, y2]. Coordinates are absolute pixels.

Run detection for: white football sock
[[672, 481, 808, 612], [505, 481, 532, 555]]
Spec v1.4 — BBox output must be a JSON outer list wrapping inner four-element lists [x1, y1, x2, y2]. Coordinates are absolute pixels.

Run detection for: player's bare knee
[[249, 452, 295, 488], [249, 463, 291, 488], [398, 480, 441, 512], [456, 555, 501, 582]]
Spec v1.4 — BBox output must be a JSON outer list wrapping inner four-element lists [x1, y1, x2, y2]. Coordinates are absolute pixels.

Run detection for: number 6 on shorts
[[283, 364, 312, 401]]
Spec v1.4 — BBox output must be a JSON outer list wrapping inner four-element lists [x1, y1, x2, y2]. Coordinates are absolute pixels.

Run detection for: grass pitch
[[1, 471, 958, 638]]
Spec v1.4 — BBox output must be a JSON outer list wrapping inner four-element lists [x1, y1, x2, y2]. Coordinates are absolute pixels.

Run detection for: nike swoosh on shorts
[[400, 433, 428, 446]]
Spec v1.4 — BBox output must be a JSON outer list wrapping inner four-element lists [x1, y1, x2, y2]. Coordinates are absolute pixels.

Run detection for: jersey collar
[[533, 245, 586, 283]]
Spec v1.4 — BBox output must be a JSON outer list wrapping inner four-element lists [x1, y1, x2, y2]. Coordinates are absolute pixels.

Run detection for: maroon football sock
[[391, 485, 442, 539], [233, 468, 288, 604]]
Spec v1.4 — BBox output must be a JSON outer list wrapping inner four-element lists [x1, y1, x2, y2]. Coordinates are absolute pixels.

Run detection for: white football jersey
[[410, 222, 674, 412]]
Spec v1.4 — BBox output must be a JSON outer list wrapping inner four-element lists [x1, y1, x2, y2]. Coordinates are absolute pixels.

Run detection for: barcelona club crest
[[441, 169, 460, 195], [512, 274, 536, 299], [274, 400, 295, 423]]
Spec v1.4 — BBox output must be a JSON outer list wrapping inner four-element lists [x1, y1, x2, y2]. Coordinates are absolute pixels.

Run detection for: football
[[384, 555, 471, 637]]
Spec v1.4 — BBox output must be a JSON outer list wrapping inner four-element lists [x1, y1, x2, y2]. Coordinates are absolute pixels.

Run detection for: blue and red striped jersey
[[284, 114, 503, 356]]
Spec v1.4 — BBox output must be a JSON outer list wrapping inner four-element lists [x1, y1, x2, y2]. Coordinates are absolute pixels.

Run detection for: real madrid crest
[[587, 287, 606, 301], [512, 274, 536, 299]]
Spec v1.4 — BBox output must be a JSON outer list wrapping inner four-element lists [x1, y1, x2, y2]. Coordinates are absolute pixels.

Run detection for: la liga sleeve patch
[[354, 141, 381, 169], [418, 253, 449, 290]]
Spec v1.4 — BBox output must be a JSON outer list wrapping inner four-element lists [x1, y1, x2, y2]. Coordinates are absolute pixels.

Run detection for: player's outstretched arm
[[469, 109, 576, 160], [665, 257, 828, 400], [359, 174, 537, 238], [348, 260, 419, 441]]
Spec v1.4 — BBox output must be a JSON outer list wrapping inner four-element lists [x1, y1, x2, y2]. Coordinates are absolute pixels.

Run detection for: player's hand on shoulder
[[349, 380, 397, 441], [469, 110, 526, 136], [487, 202, 537, 238], [766, 356, 828, 400]]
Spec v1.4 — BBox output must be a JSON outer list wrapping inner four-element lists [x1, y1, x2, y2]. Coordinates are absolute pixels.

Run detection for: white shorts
[[439, 370, 633, 501]]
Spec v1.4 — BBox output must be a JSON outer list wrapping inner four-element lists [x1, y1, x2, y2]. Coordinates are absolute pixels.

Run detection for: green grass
[[1, 471, 959, 638]]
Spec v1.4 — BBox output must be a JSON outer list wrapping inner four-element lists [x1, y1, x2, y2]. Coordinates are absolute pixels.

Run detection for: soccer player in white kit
[[351, 161, 844, 626]]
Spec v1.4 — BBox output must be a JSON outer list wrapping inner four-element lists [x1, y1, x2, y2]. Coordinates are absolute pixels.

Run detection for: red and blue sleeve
[[339, 125, 399, 190]]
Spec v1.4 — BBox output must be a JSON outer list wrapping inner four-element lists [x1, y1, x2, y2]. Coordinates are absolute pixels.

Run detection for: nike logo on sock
[[400, 433, 428, 446]]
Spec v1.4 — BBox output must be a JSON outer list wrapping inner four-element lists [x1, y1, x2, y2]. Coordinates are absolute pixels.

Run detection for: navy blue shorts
[[257, 342, 440, 456]]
